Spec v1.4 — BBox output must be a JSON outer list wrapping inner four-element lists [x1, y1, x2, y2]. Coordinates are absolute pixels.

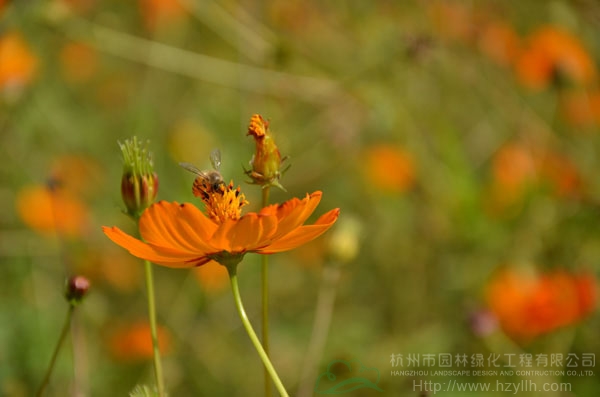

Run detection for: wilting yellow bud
[[119, 137, 158, 219], [245, 114, 286, 190]]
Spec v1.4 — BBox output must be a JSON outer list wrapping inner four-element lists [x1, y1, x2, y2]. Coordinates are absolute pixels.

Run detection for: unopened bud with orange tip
[[245, 114, 287, 190], [119, 137, 158, 219], [65, 275, 90, 306]]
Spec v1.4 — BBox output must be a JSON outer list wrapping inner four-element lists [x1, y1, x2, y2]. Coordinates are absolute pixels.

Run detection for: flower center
[[202, 181, 249, 223]]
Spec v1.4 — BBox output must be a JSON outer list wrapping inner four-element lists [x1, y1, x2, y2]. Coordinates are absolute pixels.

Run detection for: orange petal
[[140, 201, 217, 254], [178, 202, 218, 239], [141, 201, 195, 251], [103, 226, 208, 268], [271, 191, 322, 239], [209, 218, 235, 252], [229, 212, 279, 251], [253, 213, 279, 248], [228, 213, 261, 251], [259, 208, 339, 254]]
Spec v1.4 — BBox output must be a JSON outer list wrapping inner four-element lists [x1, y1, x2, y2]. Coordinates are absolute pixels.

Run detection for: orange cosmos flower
[[60, 41, 98, 83], [486, 268, 596, 342], [0, 32, 38, 93], [139, 0, 187, 32], [108, 321, 171, 362], [559, 90, 600, 127], [492, 142, 538, 196], [515, 25, 596, 90], [103, 189, 339, 268], [193, 261, 229, 293], [539, 151, 583, 198], [16, 184, 88, 237], [427, 1, 475, 43], [478, 20, 521, 67], [364, 144, 416, 194]]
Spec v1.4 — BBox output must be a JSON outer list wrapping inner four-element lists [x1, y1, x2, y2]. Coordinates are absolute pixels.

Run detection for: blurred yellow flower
[[167, 120, 216, 166]]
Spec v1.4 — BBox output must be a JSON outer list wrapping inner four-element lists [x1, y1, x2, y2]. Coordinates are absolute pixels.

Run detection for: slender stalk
[[36, 305, 74, 397], [228, 266, 289, 397], [260, 186, 271, 397], [143, 259, 166, 397], [297, 265, 341, 397]]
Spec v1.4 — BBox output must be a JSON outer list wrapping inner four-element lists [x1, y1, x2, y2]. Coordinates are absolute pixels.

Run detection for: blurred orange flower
[[268, 0, 316, 33], [539, 152, 583, 198], [428, 1, 475, 43], [109, 321, 171, 362], [58, 0, 96, 14], [16, 184, 88, 237], [103, 191, 339, 268], [492, 143, 537, 198], [488, 142, 583, 208], [0, 32, 38, 93], [486, 268, 596, 342], [99, 250, 142, 293], [478, 20, 521, 67], [364, 145, 415, 194], [60, 41, 98, 83], [515, 26, 596, 90], [139, 0, 187, 31], [50, 154, 104, 197], [484, 142, 538, 214], [193, 261, 229, 293], [559, 90, 600, 127]]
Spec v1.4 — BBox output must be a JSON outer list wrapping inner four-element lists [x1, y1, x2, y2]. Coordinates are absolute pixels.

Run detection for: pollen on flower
[[203, 181, 249, 223], [247, 114, 269, 138]]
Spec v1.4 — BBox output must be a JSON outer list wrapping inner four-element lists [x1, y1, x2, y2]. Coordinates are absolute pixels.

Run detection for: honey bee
[[179, 148, 225, 200]]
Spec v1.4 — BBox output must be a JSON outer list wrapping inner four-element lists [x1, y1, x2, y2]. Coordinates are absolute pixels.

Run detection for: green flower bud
[[119, 137, 158, 219]]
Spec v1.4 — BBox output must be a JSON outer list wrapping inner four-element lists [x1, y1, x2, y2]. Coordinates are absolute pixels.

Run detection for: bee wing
[[179, 162, 207, 177], [210, 148, 221, 171]]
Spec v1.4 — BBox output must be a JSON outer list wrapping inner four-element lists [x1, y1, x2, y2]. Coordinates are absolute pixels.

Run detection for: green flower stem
[[143, 259, 166, 397], [227, 265, 289, 397], [261, 186, 271, 397], [36, 305, 74, 397]]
